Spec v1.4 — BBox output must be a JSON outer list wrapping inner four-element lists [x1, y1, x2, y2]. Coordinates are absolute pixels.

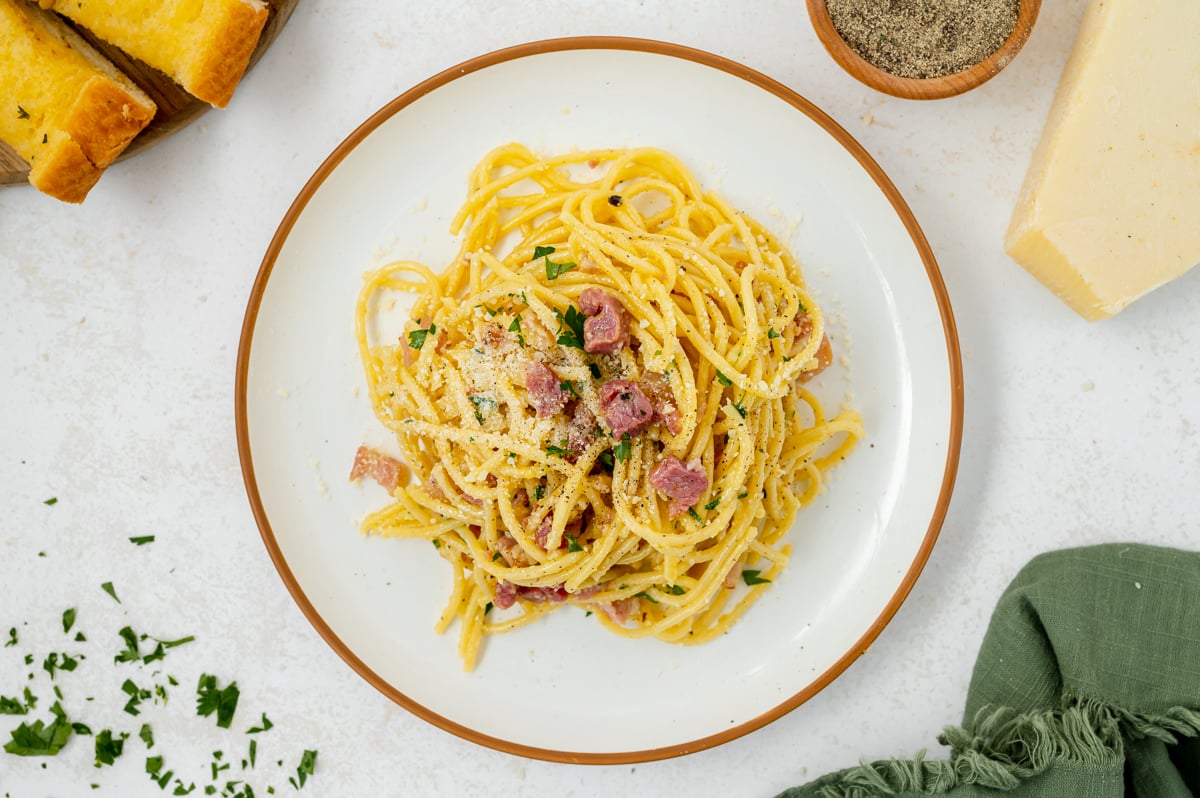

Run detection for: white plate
[[236, 38, 961, 763]]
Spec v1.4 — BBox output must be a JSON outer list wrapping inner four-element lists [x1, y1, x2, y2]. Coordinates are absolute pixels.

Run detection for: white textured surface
[[1, 1, 1197, 795]]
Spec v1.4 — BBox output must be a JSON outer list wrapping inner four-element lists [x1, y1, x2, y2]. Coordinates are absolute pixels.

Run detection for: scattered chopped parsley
[[406, 322, 437, 350], [0, 688, 35, 716], [545, 260, 577, 280], [246, 713, 273, 735], [612, 435, 632, 463], [715, 371, 733, 387], [798, 300, 808, 314], [588, 363, 602, 379], [94, 729, 127, 766], [667, 585, 686, 596], [545, 441, 573, 458], [431, 539, 442, 549], [4, 628, 16, 647], [4, 701, 72, 756], [553, 305, 586, 350], [508, 314, 526, 348], [687, 507, 703, 524], [559, 380, 580, 398], [62, 608, 76, 635], [634, 591, 659, 604], [704, 497, 721, 511], [43, 497, 57, 506], [42, 652, 79, 680], [468, 394, 497, 425], [565, 534, 583, 553], [140, 723, 154, 748], [484, 602, 494, 616], [742, 569, 772, 586], [768, 327, 781, 339], [129, 535, 155, 546], [731, 401, 748, 419], [196, 675, 239, 729], [532, 484, 546, 502], [490, 551, 502, 562], [122, 678, 152, 715], [289, 749, 318, 790], [478, 303, 499, 317], [737, 490, 749, 500], [101, 582, 120, 603]]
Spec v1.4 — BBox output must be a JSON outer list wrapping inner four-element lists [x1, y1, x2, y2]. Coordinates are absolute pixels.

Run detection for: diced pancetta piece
[[349, 445, 408, 491], [598, 380, 654, 438], [648, 456, 709, 519], [639, 372, 682, 435], [579, 288, 629, 354], [524, 361, 568, 417]]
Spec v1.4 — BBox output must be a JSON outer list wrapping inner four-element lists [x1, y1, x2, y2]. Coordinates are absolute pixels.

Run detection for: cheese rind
[[1005, 0, 1200, 320]]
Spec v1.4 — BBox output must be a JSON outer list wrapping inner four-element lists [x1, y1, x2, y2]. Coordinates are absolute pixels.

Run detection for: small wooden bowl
[[806, 0, 1041, 100]]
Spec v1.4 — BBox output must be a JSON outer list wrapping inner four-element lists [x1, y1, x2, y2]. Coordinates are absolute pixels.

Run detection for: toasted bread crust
[[0, 0, 156, 202], [186, 1, 270, 108], [66, 74, 158, 168], [28, 133, 103, 204]]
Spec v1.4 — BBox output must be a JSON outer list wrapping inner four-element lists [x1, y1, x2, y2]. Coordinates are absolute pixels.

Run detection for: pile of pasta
[[354, 143, 863, 670]]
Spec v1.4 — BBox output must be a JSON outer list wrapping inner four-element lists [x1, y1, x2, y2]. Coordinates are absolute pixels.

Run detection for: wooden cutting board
[[0, 0, 298, 188]]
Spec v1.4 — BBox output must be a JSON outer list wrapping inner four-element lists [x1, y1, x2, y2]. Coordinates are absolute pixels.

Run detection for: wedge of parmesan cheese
[[1005, 0, 1200, 320]]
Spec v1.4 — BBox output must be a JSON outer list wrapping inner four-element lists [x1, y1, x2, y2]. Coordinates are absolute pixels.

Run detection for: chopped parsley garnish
[[560, 380, 580, 398], [545, 440, 573, 458], [612, 434, 632, 463], [738, 490, 749, 499], [17, 105, 30, 119], [533, 483, 546, 502], [43, 497, 57, 506], [634, 591, 659, 604], [667, 585, 686, 596], [101, 582, 120, 603], [767, 327, 781, 339], [289, 749, 318, 790], [687, 507, 703, 523], [608, 194, 623, 206], [468, 394, 497, 425], [129, 535, 155, 545], [731, 401, 748, 419], [491, 551, 502, 562], [588, 363, 602, 379], [94, 728, 127, 766], [798, 300, 808, 313], [4, 701, 72, 756], [704, 497, 721, 511], [478, 303, 499, 317], [62, 608, 76, 635], [598, 450, 615, 472], [715, 371, 733, 387], [534, 245, 578, 280], [406, 322, 437, 350], [246, 713, 273, 735], [565, 534, 583, 553], [742, 569, 772, 586], [553, 305, 586, 350], [195, 674, 239, 729], [122, 679, 151, 715], [42, 652, 79, 680], [4, 628, 16, 647], [140, 723, 154, 748], [508, 314, 526, 348], [484, 602, 494, 616], [431, 539, 441, 549]]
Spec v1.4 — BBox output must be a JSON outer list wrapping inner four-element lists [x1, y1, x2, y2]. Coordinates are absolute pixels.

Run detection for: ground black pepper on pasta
[[827, 0, 1019, 80]]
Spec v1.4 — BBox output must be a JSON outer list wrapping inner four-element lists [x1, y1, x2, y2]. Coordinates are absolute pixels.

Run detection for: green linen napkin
[[779, 543, 1200, 797]]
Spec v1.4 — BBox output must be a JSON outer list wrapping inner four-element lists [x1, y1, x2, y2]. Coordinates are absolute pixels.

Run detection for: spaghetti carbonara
[[351, 143, 862, 670]]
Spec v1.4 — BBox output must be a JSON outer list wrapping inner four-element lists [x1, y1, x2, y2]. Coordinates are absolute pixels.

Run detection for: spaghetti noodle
[[353, 143, 862, 670]]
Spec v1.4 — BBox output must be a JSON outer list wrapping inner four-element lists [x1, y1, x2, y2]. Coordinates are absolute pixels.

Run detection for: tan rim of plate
[[235, 36, 964, 765]]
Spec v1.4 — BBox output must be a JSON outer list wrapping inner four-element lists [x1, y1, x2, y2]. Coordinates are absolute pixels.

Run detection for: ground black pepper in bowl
[[827, 0, 1020, 80]]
